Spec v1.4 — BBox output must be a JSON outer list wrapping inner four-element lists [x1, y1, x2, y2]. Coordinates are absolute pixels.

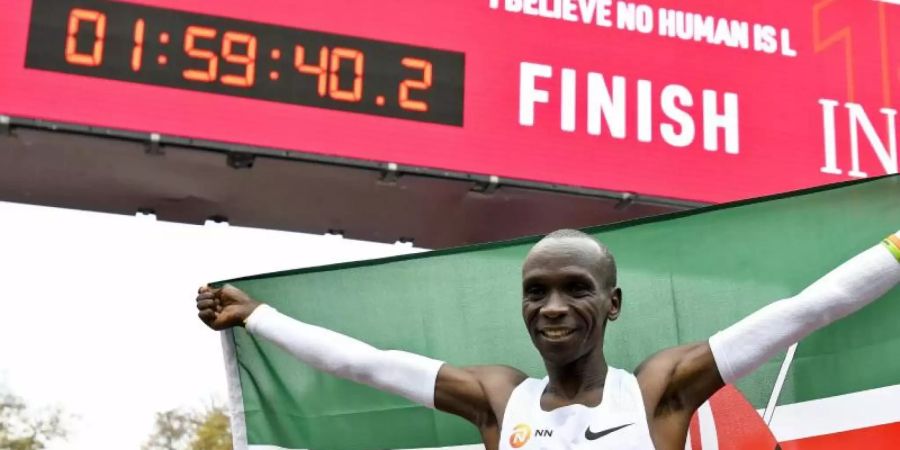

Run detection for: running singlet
[[499, 367, 655, 449]]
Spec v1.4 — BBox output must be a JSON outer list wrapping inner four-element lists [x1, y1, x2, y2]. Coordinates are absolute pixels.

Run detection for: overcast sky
[[0, 200, 422, 450]]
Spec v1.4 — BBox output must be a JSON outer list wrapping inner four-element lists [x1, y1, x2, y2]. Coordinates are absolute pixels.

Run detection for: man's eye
[[525, 286, 545, 297], [570, 284, 591, 296]]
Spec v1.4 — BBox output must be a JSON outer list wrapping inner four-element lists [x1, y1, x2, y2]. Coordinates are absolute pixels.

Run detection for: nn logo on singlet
[[508, 423, 553, 448], [509, 424, 531, 448]]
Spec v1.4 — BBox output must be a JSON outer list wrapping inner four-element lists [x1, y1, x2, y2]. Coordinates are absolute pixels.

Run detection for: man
[[197, 229, 900, 449]]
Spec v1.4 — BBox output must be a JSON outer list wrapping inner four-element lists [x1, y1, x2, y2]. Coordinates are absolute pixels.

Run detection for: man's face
[[521, 238, 621, 365]]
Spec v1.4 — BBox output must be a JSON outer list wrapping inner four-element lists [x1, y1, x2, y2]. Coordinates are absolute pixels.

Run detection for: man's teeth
[[542, 329, 574, 338]]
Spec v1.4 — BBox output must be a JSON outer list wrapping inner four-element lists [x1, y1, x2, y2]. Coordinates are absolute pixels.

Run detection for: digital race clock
[[25, 0, 465, 126]]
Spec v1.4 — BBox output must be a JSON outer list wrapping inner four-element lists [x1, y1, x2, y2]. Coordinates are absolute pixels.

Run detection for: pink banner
[[1, 0, 898, 202]]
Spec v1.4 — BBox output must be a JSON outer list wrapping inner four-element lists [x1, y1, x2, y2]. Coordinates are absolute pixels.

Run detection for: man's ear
[[607, 287, 622, 321]]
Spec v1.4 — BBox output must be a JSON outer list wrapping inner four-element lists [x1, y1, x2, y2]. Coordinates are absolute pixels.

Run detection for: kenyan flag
[[220, 175, 900, 449]]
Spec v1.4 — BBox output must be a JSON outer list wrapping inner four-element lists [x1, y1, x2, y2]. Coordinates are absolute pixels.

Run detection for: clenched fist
[[196, 284, 262, 330]]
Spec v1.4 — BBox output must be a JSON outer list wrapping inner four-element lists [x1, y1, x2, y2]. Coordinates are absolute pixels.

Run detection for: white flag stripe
[[697, 401, 719, 450], [764, 343, 797, 424], [222, 330, 250, 450], [768, 383, 900, 442]]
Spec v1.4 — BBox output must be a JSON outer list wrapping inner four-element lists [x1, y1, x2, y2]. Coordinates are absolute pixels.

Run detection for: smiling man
[[197, 229, 900, 450]]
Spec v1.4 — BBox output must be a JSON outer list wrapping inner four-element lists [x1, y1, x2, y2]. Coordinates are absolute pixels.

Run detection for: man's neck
[[542, 346, 609, 409]]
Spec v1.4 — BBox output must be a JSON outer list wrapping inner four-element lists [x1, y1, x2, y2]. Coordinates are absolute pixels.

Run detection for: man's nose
[[540, 292, 569, 319]]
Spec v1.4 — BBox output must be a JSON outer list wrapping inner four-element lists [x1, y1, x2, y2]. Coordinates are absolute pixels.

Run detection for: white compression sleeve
[[709, 233, 900, 384], [245, 304, 445, 408]]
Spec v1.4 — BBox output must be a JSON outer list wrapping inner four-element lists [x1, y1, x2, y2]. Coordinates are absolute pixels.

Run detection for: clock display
[[26, 0, 465, 126]]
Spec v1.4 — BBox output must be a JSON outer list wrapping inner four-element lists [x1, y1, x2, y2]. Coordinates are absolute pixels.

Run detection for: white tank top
[[498, 367, 655, 450]]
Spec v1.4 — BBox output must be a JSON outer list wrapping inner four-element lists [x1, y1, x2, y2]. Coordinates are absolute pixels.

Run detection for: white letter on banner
[[539, 0, 561, 19], [730, 20, 749, 49], [617, 2, 652, 33], [520, 62, 553, 126], [506, 0, 523, 12], [845, 103, 898, 177], [635, 5, 653, 33], [694, 14, 714, 43], [660, 84, 695, 148], [490, 0, 500, 9], [561, 68, 577, 132], [658, 8, 675, 37], [780, 28, 797, 57], [819, 99, 842, 175], [703, 90, 739, 154], [637, 79, 652, 142], [562, 0, 578, 22], [587, 73, 626, 138], [579, 0, 598, 24], [617, 1, 636, 30], [596, 0, 613, 27]]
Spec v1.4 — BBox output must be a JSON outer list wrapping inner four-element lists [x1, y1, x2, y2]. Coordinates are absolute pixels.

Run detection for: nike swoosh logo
[[584, 423, 634, 440]]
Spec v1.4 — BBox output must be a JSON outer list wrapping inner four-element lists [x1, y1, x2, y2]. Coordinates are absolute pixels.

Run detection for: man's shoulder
[[464, 364, 530, 387], [465, 365, 530, 424], [461, 364, 531, 405]]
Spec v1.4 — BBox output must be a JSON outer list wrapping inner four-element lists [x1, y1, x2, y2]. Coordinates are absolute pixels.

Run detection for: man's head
[[521, 229, 622, 365]]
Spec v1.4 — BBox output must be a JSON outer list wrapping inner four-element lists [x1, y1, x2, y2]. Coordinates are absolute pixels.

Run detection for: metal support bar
[[227, 151, 255, 169], [614, 192, 636, 210], [380, 162, 400, 183], [0, 114, 707, 210], [0, 116, 10, 136], [146, 133, 163, 155], [471, 175, 500, 194]]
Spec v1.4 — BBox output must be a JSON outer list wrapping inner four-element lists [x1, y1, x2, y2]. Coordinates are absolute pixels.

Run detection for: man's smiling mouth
[[540, 327, 575, 339]]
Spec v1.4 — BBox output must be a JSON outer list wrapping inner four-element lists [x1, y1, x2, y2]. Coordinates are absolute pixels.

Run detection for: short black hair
[[544, 228, 595, 241], [538, 229, 617, 288]]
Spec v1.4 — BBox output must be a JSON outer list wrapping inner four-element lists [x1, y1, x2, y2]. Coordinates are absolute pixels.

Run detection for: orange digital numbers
[[131, 19, 145, 72], [28, 0, 461, 124], [399, 57, 433, 112], [329, 47, 364, 102], [65, 8, 106, 67], [294, 45, 329, 96], [220, 32, 258, 88], [182, 26, 218, 82]]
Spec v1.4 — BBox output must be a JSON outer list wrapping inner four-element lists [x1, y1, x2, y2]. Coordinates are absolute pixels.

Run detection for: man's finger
[[196, 292, 216, 301], [198, 284, 211, 294], [196, 299, 216, 310], [198, 310, 216, 323]]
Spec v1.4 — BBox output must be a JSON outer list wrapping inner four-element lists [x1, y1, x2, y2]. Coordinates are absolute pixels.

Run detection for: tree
[[142, 409, 198, 450], [0, 393, 68, 450], [190, 408, 231, 450], [142, 404, 231, 450]]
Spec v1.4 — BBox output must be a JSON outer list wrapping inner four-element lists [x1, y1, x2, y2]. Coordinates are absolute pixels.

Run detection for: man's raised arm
[[709, 231, 900, 383], [196, 285, 517, 426], [639, 232, 900, 418]]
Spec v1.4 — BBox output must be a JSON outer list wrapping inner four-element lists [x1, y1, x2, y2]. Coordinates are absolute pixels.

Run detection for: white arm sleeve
[[709, 234, 900, 384], [245, 304, 445, 408]]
